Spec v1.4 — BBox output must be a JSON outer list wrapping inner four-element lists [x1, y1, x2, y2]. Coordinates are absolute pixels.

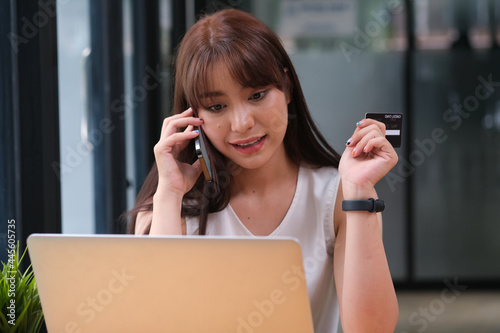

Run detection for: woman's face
[[196, 63, 290, 171]]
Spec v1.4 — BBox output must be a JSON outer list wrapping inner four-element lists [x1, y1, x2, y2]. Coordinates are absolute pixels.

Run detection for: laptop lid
[[27, 234, 314, 333]]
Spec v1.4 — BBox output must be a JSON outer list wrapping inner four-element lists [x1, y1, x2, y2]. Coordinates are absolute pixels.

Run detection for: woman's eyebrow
[[200, 91, 226, 99]]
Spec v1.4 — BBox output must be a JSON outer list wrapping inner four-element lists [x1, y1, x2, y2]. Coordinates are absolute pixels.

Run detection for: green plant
[[0, 243, 44, 333]]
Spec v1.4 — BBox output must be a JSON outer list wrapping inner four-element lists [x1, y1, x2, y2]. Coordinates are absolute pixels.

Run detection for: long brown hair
[[127, 9, 341, 235]]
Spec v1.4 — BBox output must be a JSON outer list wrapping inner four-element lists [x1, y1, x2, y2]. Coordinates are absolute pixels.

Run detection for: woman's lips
[[230, 135, 266, 154]]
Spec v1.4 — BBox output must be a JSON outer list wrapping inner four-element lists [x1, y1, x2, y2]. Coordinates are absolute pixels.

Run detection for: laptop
[[27, 234, 314, 333]]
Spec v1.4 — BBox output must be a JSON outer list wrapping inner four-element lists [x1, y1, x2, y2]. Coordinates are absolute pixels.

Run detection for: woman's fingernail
[[356, 120, 363, 126], [346, 138, 351, 146], [194, 129, 199, 134], [199, 118, 203, 121], [351, 148, 356, 156], [363, 147, 368, 153]]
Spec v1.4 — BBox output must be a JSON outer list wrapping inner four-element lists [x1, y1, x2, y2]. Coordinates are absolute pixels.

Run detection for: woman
[[128, 8, 399, 332]]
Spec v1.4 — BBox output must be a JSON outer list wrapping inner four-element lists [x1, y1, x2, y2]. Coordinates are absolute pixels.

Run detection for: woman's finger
[[356, 118, 386, 134], [346, 122, 384, 148], [176, 126, 200, 152], [350, 128, 384, 157], [160, 116, 203, 142], [155, 130, 199, 157], [360, 136, 393, 155], [159, 108, 203, 141]]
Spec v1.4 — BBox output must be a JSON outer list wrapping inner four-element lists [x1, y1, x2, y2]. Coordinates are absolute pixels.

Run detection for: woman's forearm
[[149, 190, 184, 235], [341, 188, 399, 332]]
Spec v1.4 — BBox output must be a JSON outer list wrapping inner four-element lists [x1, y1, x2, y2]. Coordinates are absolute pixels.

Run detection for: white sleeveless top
[[186, 166, 340, 332]]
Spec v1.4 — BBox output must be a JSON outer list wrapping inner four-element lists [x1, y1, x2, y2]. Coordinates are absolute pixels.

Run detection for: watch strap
[[342, 198, 385, 213]]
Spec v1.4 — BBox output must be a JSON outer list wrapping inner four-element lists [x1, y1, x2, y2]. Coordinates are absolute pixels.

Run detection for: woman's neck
[[230, 146, 299, 197]]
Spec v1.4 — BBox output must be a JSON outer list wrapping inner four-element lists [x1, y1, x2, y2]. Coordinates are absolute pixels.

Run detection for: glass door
[[57, 0, 94, 234], [57, 0, 173, 234]]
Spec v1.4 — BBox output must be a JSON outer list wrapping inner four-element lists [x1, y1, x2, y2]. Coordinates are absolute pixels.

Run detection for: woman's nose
[[230, 106, 254, 133]]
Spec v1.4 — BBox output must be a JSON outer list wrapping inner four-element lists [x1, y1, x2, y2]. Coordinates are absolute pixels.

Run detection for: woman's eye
[[205, 104, 225, 112], [249, 90, 268, 101]]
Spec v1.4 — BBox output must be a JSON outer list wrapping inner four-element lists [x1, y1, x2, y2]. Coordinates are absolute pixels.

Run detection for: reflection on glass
[[414, 50, 500, 280], [415, 0, 500, 50], [253, 0, 406, 54]]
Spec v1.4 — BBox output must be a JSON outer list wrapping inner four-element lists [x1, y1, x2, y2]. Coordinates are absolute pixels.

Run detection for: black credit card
[[365, 113, 403, 148]]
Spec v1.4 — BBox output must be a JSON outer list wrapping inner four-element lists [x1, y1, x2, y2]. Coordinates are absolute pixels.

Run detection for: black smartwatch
[[342, 198, 385, 213]]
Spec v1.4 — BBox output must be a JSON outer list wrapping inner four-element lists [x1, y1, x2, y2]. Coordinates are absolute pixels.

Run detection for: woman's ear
[[283, 68, 292, 104]]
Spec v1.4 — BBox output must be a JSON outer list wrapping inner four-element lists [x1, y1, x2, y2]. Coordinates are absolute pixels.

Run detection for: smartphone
[[365, 113, 403, 148], [195, 127, 213, 182]]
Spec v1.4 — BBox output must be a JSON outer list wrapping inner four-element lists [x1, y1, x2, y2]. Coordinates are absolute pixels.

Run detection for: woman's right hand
[[153, 108, 204, 198]]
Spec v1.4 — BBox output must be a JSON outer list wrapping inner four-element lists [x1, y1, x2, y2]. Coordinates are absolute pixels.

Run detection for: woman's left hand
[[338, 119, 398, 198]]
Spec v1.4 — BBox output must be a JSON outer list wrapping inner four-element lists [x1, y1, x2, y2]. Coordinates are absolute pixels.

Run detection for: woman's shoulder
[[298, 164, 340, 200], [300, 164, 339, 179]]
